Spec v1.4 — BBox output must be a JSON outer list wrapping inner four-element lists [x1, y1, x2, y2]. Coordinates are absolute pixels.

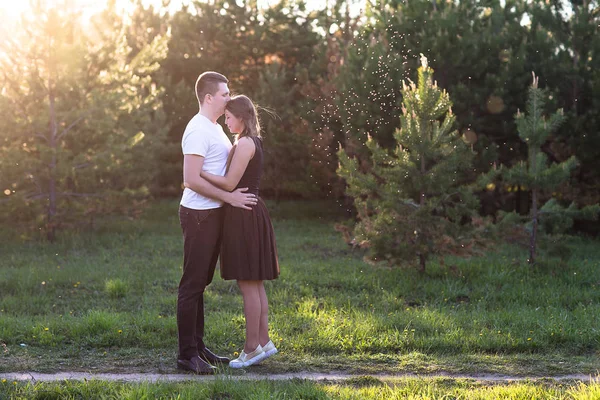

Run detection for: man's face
[[210, 82, 230, 115]]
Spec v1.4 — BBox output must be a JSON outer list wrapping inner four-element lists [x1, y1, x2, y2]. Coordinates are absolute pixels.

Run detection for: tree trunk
[[47, 38, 57, 242], [528, 82, 539, 264], [418, 152, 426, 273], [571, 3, 582, 114], [419, 254, 426, 274], [529, 188, 538, 265], [420, 156, 426, 206]]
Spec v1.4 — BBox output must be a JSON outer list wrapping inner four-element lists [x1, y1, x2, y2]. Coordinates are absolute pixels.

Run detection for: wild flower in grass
[[1, 379, 6, 383], [44, 328, 49, 331], [118, 330, 123, 334], [234, 352, 239, 356], [527, 338, 532, 341]]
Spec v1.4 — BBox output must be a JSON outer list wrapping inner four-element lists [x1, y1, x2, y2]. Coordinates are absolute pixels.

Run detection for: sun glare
[[0, 0, 347, 18], [0, 0, 362, 35], [0, 0, 182, 21], [0, 3, 28, 17]]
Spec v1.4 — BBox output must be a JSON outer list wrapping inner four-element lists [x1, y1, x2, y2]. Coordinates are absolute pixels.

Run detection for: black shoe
[[177, 355, 217, 374], [199, 347, 230, 365]]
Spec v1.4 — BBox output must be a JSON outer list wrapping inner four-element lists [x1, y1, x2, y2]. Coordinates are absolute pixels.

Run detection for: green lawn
[[1, 200, 599, 378], [2, 376, 600, 399]]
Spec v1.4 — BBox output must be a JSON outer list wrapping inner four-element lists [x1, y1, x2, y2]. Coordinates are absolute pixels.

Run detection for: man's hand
[[226, 187, 257, 210]]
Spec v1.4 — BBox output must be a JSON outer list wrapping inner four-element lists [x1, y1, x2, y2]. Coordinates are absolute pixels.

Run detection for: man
[[177, 71, 256, 374]]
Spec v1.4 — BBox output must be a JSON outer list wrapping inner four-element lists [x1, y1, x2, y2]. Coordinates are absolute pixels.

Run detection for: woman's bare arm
[[200, 137, 255, 191]]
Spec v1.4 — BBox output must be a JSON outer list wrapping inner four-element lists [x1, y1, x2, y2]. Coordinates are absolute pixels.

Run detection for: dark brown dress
[[220, 136, 280, 281]]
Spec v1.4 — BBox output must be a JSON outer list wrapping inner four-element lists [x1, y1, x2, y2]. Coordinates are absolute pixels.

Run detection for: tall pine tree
[[480, 73, 600, 264], [337, 56, 479, 272], [0, 2, 169, 240]]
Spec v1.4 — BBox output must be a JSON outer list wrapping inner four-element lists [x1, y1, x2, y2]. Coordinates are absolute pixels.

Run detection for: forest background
[[1, 0, 599, 241]]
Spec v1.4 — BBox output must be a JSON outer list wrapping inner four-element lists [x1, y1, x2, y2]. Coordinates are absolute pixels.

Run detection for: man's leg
[[195, 226, 221, 350], [177, 206, 222, 360]]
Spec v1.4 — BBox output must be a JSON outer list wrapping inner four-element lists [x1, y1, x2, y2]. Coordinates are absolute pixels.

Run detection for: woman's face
[[225, 110, 245, 134]]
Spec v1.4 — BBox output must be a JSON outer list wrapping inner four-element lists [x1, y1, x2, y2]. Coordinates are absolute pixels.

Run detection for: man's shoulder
[[184, 114, 223, 136], [185, 114, 209, 131]]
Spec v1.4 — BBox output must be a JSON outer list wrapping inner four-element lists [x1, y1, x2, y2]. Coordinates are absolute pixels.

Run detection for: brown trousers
[[177, 205, 223, 360]]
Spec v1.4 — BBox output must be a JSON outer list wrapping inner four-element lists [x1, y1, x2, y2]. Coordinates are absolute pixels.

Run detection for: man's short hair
[[195, 72, 228, 104]]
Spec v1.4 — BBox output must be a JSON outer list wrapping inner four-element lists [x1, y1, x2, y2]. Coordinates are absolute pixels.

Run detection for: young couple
[[177, 71, 280, 374]]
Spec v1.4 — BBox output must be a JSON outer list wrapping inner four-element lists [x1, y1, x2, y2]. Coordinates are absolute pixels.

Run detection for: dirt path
[[0, 371, 596, 383]]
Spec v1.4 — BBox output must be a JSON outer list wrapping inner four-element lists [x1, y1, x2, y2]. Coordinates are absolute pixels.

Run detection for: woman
[[200, 95, 280, 368]]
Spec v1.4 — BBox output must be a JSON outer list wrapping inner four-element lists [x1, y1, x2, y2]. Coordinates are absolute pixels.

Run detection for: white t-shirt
[[180, 113, 232, 210]]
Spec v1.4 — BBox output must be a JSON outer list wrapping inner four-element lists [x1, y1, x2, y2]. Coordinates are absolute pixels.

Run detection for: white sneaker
[[260, 340, 278, 360], [229, 345, 265, 368]]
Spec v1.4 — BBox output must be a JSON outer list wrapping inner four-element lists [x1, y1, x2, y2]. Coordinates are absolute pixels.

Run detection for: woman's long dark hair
[[225, 95, 261, 139]]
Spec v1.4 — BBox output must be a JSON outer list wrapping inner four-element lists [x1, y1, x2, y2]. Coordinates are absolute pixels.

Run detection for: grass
[[1, 376, 600, 399], [105, 278, 128, 299], [0, 199, 599, 377]]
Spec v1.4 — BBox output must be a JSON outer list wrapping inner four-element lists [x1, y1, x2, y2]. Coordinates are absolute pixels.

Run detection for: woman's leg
[[258, 281, 271, 346], [237, 280, 261, 352]]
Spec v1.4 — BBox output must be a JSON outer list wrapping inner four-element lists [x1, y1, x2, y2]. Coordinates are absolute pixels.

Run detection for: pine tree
[[337, 56, 479, 272], [0, 2, 169, 240], [528, 0, 600, 212], [160, 0, 324, 197], [254, 63, 315, 199], [334, 0, 528, 168], [481, 73, 600, 264], [294, 0, 362, 200]]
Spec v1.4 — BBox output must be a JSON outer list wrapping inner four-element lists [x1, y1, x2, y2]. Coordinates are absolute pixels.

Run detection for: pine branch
[[56, 113, 91, 141], [35, 133, 49, 143]]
